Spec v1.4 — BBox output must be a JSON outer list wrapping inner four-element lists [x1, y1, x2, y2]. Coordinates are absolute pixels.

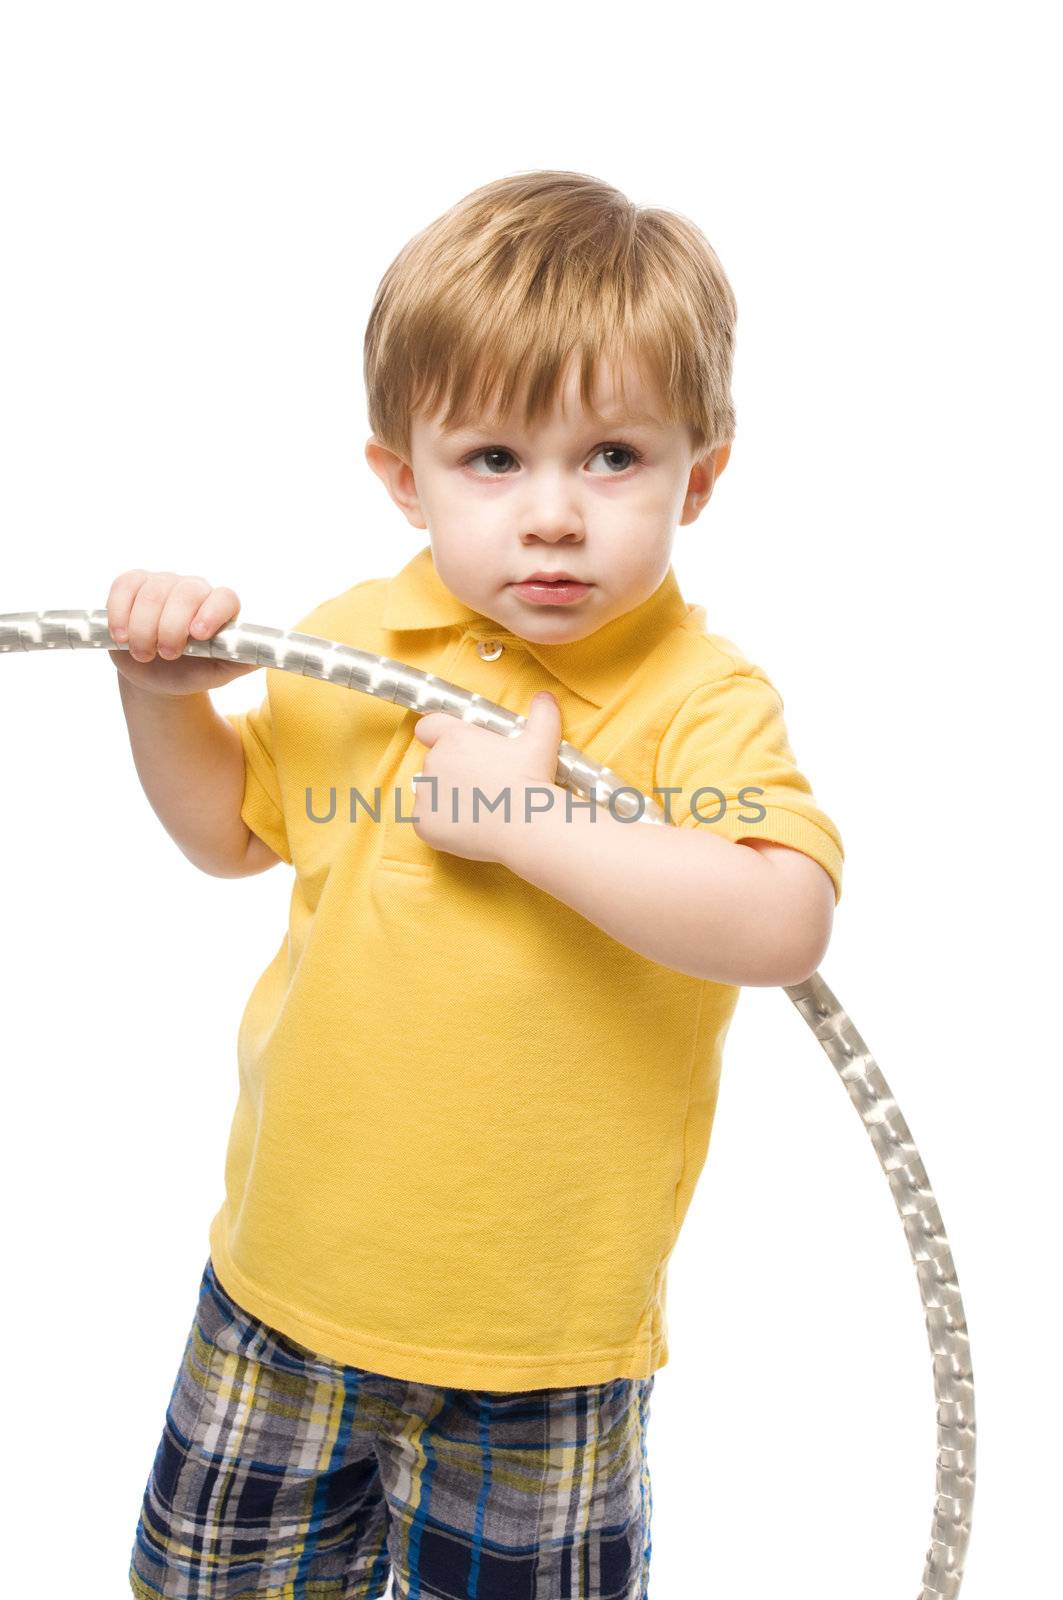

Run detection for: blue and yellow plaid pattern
[[129, 1259, 655, 1598]]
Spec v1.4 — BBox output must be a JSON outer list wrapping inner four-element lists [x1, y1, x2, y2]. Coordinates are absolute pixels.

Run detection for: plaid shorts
[[128, 1257, 656, 1599]]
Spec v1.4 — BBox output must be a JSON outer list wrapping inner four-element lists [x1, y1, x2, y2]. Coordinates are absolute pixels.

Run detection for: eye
[[462, 442, 644, 476], [465, 447, 518, 475], [587, 443, 643, 474]]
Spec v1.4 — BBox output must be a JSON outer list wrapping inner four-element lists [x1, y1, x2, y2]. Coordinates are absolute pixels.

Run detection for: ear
[[679, 441, 732, 526], [364, 436, 427, 531]]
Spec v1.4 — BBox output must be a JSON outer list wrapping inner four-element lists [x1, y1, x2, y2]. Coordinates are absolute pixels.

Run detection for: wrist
[[493, 782, 573, 874], [115, 666, 207, 708]]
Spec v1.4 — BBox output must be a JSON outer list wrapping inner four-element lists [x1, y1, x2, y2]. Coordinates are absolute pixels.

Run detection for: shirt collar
[[379, 544, 691, 709]]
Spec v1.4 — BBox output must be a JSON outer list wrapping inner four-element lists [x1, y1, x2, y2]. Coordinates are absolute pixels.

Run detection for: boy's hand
[[106, 569, 261, 696], [410, 691, 565, 865]]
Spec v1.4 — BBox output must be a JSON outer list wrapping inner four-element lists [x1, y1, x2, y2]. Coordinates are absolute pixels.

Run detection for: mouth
[[509, 575, 593, 606]]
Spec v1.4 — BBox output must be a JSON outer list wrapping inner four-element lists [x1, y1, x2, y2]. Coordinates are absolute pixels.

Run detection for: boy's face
[[365, 356, 729, 646]]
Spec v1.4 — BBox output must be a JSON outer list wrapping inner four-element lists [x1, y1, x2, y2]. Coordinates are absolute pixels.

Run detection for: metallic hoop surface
[[0, 608, 976, 1596]]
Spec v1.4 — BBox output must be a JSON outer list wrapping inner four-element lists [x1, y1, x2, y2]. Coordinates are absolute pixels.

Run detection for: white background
[[0, 5, 1057, 1596]]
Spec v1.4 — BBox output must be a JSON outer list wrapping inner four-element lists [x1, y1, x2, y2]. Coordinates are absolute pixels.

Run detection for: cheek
[[430, 542, 493, 606], [434, 480, 502, 535], [595, 473, 674, 517]]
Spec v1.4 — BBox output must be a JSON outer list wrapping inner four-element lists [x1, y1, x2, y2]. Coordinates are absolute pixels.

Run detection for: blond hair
[[363, 169, 737, 463]]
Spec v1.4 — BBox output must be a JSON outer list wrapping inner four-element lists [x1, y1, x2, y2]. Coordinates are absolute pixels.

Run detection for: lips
[[518, 572, 584, 584], [509, 575, 591, 605]]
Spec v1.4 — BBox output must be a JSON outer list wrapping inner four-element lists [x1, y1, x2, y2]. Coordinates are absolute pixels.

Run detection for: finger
[[106, 568, 152, 641], [518, 691, 562, 753], [157, 577, 212, 659], [127, 572, 179, 660], [188, 585, 240, 641], [412, 712, 442, 745]]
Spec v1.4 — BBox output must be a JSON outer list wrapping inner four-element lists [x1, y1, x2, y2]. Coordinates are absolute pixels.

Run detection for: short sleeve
[[224, 692, 292, 866], [654, 669, 844, 905]]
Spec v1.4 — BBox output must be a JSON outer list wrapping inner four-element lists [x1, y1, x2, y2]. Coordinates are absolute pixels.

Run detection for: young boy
[[118, 170, 843, 1600]]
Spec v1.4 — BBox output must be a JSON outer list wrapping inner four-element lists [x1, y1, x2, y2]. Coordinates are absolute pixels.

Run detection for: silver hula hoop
[[1, 607, 976, 1597]]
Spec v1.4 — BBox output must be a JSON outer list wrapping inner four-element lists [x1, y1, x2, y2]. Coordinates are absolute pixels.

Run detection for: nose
[[516, 471, 586, 544]]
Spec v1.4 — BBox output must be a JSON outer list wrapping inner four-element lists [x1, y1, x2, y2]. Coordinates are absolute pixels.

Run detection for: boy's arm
[[117, 675, 279, 879], [242, 830, 285, 873], [499, 792, 834, 987]]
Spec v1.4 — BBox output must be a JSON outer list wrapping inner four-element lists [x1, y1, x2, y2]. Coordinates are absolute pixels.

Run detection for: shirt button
[[477, 638, 504, 661]]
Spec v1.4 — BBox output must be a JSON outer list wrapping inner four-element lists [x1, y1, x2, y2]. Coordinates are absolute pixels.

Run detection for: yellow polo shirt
[[208, 544, 844, 1389]]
